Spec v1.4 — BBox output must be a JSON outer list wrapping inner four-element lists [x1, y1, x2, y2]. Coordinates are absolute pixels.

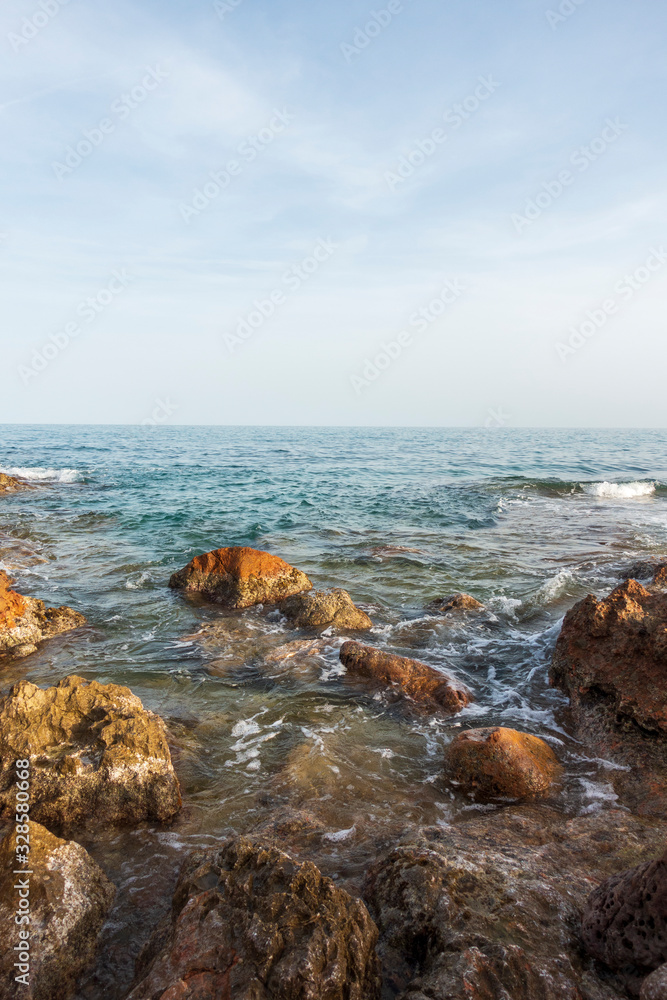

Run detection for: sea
[[1, 425, 666, 998]]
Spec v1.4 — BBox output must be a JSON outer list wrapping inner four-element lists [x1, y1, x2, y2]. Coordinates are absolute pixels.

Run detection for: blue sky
[[1, 0, 665, 425]]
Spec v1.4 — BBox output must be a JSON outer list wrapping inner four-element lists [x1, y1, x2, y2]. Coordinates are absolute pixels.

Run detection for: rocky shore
[[1, 540, 666, 999]]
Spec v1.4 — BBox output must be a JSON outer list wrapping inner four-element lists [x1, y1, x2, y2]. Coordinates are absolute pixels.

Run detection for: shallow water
[[1, 425, 666, 998]]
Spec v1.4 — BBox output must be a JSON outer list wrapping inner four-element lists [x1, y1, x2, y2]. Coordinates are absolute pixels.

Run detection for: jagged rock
[[641, 964, 667, 1000], [581, 849, 667, 976], [340, 640, 471, 714], [551, 579, 667, 733], [0, 472, 32, 493], [125, 836, 382, 1000], [654, 566, 667, 588], [279, 588, 372, 630], [445, 727, 561, 801], [621, 562, 667, 584], [427, 592, 484, 613], [0, 675, 181, 832], [0, 821, 115, 1000], [169, 546, 312, 608], [0, 571, 85, 657], [364, 806, 665, 1000]]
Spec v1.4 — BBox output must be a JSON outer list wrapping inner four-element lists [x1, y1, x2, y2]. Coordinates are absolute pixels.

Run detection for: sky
[[0, 0, 665, 426]]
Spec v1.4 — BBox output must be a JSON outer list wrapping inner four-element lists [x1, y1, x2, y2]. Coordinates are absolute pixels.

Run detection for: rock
[[369, 545, 423, 559], [551, 578, 667, 733], [0, 820, 115, 1000], [0, 472, 32, 493], [169, 546, 312, 608], [641, 964, 667, 1000], [654, 565, 667, 588], [427, 592, 484, 613], [125, 835, 382, 1000], [445, 727, 562, 801], [0, 675, 181, 833], [279, 588, 372, 630], [622, 561, 667, 584], [0, 570, 86, 658], [364, 805, 665, 1000], [581, 848, 667, 976], [340, 640, 471, 714]]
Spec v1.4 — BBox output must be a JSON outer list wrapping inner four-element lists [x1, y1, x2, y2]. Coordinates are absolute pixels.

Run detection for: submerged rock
[[551, 579, 667, 733], [445, 726, 562, 801], [0, 675, 181, 832], [0, 472, 32, 493], [427, 592, 484, 613], [364, 806, 665, 1000], [0, 570, 85, 658], [169, 545, 312, 608], [581, 848, 667, 978], [279, 588, 372, 630], [126, 836, 382, 1000], [0, 821, 115, 1000], [340, 640, 471, 714]]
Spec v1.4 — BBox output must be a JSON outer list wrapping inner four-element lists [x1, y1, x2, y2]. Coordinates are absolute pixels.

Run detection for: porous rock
[[125, 835, 381, 1000], [0, 675, 181, 832], [427, 592, 484, 613], [340, 640, 471, 714], [0, 570, 85, 658], [0, 472, 33, 493], [641, 964, 667, 1000], [445, 726, 562, 801], [169, 546, 312, 608], [279, 588, 372, 630], [0, 821, 115, 1000]]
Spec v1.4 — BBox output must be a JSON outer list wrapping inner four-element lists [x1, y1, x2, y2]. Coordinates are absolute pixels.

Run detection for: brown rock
[[581, 849, 667, 976], [0, 571, 85, 658], [340, 640, 471, 714], [427, 592, 484, 613], [0, 675, 181, 832], [279, 588, 372, 630], [445, 727, 562, 801], [551, 579, 667, 733], [0, 820, 115, 1000], [125, 836, 382, 1000], [169, 546, 312, 608], [641, 964, 667, 1000], [654, 565, 667, 588], [0, 472, 33, 493]]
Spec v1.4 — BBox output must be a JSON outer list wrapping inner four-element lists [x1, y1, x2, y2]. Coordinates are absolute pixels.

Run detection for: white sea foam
[[533, 569, 575, 605], [584, 481, 656, 499], [0, 466, 84, 483]]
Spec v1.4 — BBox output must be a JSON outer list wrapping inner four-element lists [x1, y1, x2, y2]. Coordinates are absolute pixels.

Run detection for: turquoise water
[[1, 425, 667, 997]]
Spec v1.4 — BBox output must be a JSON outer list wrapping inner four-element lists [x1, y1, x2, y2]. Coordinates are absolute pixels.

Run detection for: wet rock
[[340, 640, 471, 714], [621, 561, 667, 584], [126, 835, 381, 1000], [641, 964, 667, 1000], [427, 592, 484, 613], [0, 472, 32, 493], [364, 806, 665, 1000], [169, 546, 312, 608], [0, 675, 181, 832], [369, 545, 423, 559], [581, 848, 667, 977], [551, 579, 667, 733], [0, 571, 85, 658], [445, 726, 562, 801], [279, 588, 372, 630], [0, 820, 115, 1000], [653, 565, 667, 588]]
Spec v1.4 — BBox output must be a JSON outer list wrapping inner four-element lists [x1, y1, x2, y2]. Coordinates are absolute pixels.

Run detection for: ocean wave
[[533, 569, 576, 605], [0, 466, 84, 484], [583, 481, 656, 499]]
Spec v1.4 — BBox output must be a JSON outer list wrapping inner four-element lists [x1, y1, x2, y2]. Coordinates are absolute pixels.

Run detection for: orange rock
[[340, 640, 471, 714], [445, 727, 561, 801], [169, 546, 312, 608], [0, 571, 26, 630]]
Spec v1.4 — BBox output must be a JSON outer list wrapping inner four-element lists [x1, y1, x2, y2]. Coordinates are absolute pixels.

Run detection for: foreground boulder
[[340, 640, 471, 714], [169, 546, 312, 608], [279, 588, 372, 630], [0, 821, 115, 1000], [0, 570, 85, 658], [445, 726, 561, 801], [427, 592, 484, 613], [641, 964, 667, 1000], [364, 806, 665, 1000], [0, 472, 32, 493], [126, 836, 381, 1000], [581, 849, 667, 983], [0, 675, 181, 832]]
